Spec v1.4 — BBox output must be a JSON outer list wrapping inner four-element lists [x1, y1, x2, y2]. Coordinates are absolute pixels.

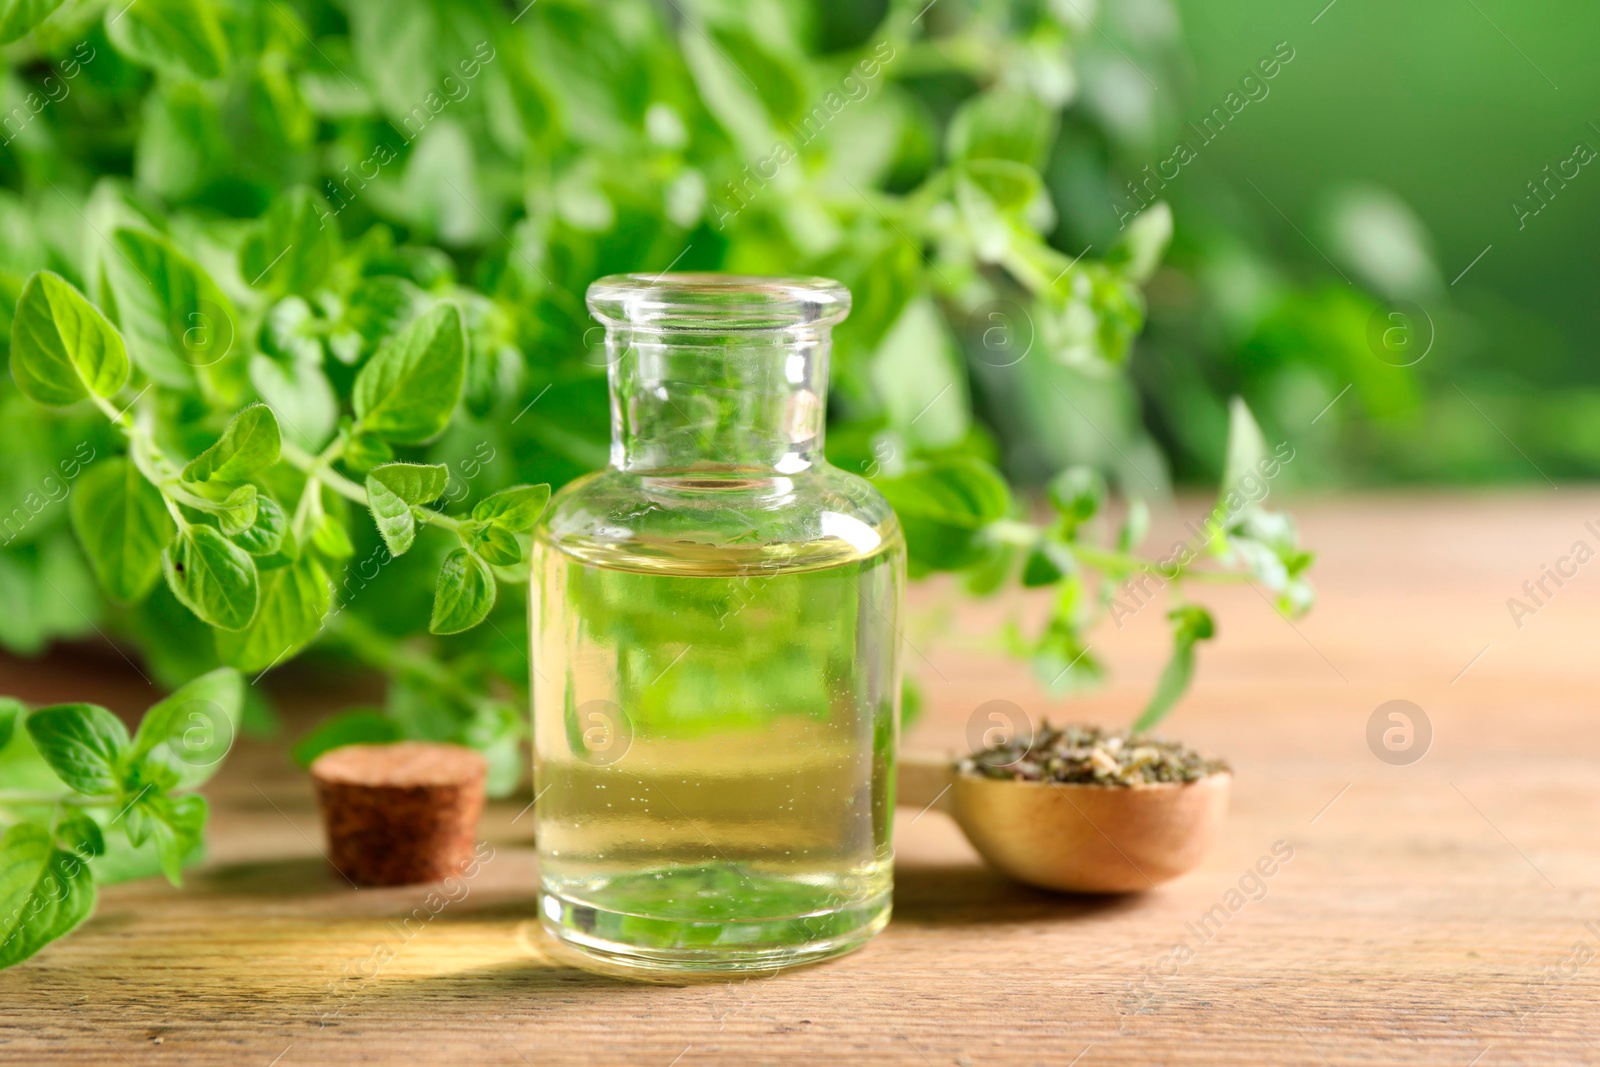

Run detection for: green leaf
[[1221, 397, 1270, 509], [70, 457, 174, 604], [290, 707, 401, 768], [163, 524, 259, 631], [0, 823, 96, 970], [1021, 539, 1075, 588], [332, 276, 427, 366], [214, 554, 330, 674], [0, 0, 65, 44], [1133, 606, 1217, 733], [182, 404, 281, 483], [105, 0, 230, 80], [136, 793, 207, 885], [1031, 609, 1106, 696], [310, 514, 353, 559], [352, 303, 466, 444], [1119, 498, 1151, 552], [0, 697, 19, 751], [1107, 202, 1172, 285], [870, 297, 968, 448], [463, 521, 520, 566], [249, 354, 336, 451], [230, 493, 288, 557], [54, 813, 104, 859], [874, 458, 1012, 572], [24, 702, 129, 795], [182, 482, 258, 535], [429, 548, 495, 635], [240, 187, 340, 297], [471, 484, 550, 532], [955, 160, 1045, 263], [367, 462, 448, 505], [128, 666, 242, 787], [364, 462, 447, 556], [103, 229, 239, 390], [10, 271, 129, 406], [946, 88, 1055, 168], [343, 430, 394, 474], [1047, 466, 1106, 527]]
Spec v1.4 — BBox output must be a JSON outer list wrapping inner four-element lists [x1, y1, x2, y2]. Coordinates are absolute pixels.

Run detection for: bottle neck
[[607, 325, 830, 475]]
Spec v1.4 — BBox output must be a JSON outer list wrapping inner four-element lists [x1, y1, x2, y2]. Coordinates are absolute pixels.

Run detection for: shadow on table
[[891, 861, 1144, 927], [197, 856, 348, 897]]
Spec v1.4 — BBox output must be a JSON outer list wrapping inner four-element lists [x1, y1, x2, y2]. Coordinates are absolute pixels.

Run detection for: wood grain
[[4, 492, 1600, 1065]]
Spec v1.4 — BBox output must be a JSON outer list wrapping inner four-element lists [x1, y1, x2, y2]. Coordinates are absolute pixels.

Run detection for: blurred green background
[[1079, 0, 1600, 486]]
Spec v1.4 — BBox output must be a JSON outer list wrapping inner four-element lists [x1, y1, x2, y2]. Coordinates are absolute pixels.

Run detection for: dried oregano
[[959, 723, 1229, 787]]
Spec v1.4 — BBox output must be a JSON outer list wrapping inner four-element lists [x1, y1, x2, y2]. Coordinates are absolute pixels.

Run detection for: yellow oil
[[530, 525, 903, 970]]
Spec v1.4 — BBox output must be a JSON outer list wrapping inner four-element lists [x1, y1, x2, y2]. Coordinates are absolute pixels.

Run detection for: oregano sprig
[[0, 668, 243, 969], [8, 265, 551, 663], [875, 398, 1315, 733]]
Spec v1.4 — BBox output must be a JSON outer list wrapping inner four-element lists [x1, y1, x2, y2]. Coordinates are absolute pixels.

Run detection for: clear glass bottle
[[530, 274, 904, 972]]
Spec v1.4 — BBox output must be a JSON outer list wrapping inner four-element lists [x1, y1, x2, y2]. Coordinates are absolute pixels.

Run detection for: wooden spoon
[[897, 751, 1231, 893]]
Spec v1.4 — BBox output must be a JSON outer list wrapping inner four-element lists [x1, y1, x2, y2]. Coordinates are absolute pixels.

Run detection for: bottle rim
[[587, 272, 851, 331]]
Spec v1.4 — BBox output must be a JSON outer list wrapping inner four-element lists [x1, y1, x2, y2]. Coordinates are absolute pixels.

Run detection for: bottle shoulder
[[538, 464, 903, 573]]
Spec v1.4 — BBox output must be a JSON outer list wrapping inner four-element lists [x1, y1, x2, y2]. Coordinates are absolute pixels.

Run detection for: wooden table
[[3, 492, 1598, 1065]]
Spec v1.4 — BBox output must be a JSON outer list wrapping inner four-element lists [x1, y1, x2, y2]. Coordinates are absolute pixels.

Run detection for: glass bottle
[[530, 274, 905, 973]]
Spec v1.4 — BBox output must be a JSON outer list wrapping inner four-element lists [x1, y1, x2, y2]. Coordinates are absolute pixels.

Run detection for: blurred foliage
[[0, 0, 1321, 773], [1049, 0, 1598, 488]]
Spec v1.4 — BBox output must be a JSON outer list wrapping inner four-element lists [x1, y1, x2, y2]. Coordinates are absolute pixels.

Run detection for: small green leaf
[[955, 160, 1044, 262], [0, 823, 96, 969], [332, 276, 428, 365], [463, 521, 521, 566], [1119, 498, 1151, 552], [182, 403, 281, 483], [352, 304, 466, 444], [87, 813, 201, 886], [1047, 466, 1106, 527], [240, 187, 340, 296], [429, 548, 495, 635], [1021, 539, 1075, 588], [214, 554, 330, 674], [105, 0, 229, 80], [129, 666, 242, 788], [163, 524, 260, 631], [472, 484, 551, 532], [70, 458, 174, 603], [250, 353, 337, 450], [290, 708, 401, 768], [137, 793, 207, 885], [363, 489, 410, 552], [182, 482, 258, 535], [55, 814, 105, 860], [1220, 397, 1270, 510], [230, 494, 288, 556], [311, 514, 354, 559], [0, 0, 65, 44], [1107, 202, 1172, 285], [363, 462, 445, 556], [10, 271, 129, 406], [874, 458, 1013, 573], [1133, 606, 1217, 733], [367, 462, 448, 505], [1031, 609, 1106, 696], [24, 702, 129, 795], [343, 430, 393, 474], [946, 87, 1055, 168]]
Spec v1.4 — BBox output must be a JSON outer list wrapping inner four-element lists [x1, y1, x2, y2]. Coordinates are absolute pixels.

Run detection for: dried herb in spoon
[[958, 723, 1229, 787]]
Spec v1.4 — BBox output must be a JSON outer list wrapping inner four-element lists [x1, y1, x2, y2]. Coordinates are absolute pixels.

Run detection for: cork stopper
[[311, 742, 488, 887]]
